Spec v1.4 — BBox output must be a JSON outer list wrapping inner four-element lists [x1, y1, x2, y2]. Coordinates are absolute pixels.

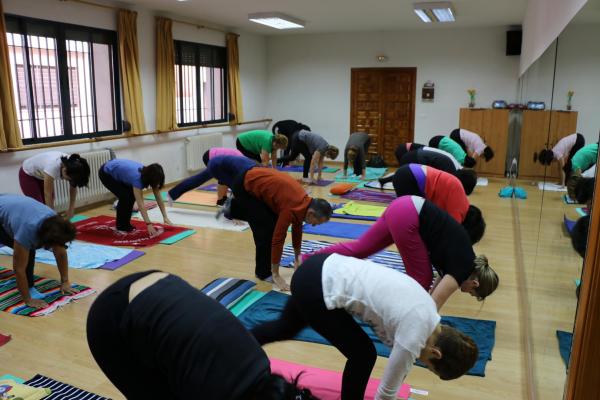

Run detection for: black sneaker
[[215, 196, 233, 220], [216, 196, 227, 206]]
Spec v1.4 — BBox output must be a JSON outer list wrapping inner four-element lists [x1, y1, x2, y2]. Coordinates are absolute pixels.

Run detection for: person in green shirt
[[570, 143, 598, 174], [236, 130, 288, 167], [428, 135, 476, 168]]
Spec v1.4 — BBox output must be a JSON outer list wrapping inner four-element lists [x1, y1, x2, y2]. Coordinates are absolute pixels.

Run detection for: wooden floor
[[0, 171, 582, 399]]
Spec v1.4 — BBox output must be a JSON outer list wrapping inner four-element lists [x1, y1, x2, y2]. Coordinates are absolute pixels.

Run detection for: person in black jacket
[[272, 120, 311, 165]]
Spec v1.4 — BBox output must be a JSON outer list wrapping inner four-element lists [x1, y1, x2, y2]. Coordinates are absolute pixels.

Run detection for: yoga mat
[[335, 167, 387, 183], [270, 358, 411, 400], [0, 374, 24, 383], [556, 330, 573, 367], [69, 215, 89, 223], [538, 182, 567, 192], [301, 179, 334, 187], [564, 215, 576, 234], [200, 277, 256, 308], [277, 165, 339, 173], [230, 290, 268, 317], [0, 241, 136, 270], [159, 230, 196, 245], [138, 206, 249, 231], [364, 180, 394, 190], [333, 201, 385, 218], [146, 191, 218, 207], [0, 267, 95, 317], [100, 250, 145, 271], [563, 194, 577, 204], [238, 291, 495, 377], [341, 189, 396, 204], [576, 207, 589, 217], [303, 221, 371, 239], [24, 374, 110, 400], [281, 240, 406, 273], [0, 332, 10, 347], [197, 183, 218, 191], [74, 215, 193, 247]]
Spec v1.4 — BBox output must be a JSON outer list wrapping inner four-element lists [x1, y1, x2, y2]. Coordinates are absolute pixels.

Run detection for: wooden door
[[519, 110, 551, 179], [350, 68, 416, 165]]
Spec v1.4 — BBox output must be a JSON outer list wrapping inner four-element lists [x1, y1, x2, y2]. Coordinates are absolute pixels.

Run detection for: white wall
[[0, 0, 268, 194], [265, 27, 520, 151]]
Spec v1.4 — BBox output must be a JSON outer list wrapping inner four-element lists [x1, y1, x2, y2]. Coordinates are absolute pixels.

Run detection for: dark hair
[[429, 325, 479, 380], [140, 163, 165, 189], [38, 215, 76, 249], [567, 174, 582, 200], [538, 149, 555, 165], [309, 198, 333, 220], [571, 215, 590, 258], [428, 135, 444, 148], [250, 373, 319, 400], [455, 169, 477, 195], [575, 177, 595, 205], [482, 146, 494, 162], [462, 205, 485, 244], [61, 154, 90, 187], [463, 155, 476, 168], [202, 150, 210, 167], [297, 123, 311, 132]]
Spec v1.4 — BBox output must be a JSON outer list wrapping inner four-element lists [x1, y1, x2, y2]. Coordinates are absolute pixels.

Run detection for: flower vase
[[468, 98, 475, 108]]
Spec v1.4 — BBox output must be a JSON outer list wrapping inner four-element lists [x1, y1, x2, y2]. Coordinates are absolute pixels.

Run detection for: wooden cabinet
[[518, 110, 578, 179], [459, 108, 510, 177]]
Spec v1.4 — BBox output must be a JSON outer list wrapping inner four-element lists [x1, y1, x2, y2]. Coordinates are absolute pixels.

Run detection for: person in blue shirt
[[98, 159, 171, 236], [0, 194, 78, 309]]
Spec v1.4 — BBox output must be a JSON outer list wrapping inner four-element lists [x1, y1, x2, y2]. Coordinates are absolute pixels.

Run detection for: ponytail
[[472, 255, 498, 301], [61, 154, 91, 187], [249, 373, 319, 400]]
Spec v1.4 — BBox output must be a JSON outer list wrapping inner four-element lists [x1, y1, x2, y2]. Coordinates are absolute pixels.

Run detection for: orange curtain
[[0, 0, 22, 150], [226, 33, 243, 124], [118, 9, 146, 135], [155, 17, 177, 131]]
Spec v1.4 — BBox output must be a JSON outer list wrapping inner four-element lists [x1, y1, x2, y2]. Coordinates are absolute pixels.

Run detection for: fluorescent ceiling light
[[414, 2, 455, 23], [248, 12, 305, 29]]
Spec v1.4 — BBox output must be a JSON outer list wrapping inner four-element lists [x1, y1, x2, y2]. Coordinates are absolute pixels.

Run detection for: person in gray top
[[297, 130, 339, 183], [343, 132, 371, 180]]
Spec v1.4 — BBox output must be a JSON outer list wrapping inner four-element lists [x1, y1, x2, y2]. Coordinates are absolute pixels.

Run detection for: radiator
[[185, 133, 223, 171], [54, 148, 115, 212]]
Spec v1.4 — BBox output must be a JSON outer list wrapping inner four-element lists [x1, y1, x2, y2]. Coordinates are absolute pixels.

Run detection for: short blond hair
[[273, 134, 288, 149]]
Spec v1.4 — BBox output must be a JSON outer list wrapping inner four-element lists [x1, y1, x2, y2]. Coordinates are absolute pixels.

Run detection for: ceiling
[[121, 0, 529, 34]]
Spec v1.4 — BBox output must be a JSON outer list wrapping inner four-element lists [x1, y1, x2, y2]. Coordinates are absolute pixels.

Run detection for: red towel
[[0, 333, 11, 347], [74, 215, 189, 247]]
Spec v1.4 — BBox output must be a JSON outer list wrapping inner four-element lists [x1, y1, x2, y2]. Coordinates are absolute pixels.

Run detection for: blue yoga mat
[[556, 330, 573, 367], [564, 215, 576, 234], [303, 221, 371, 239], [238, 290, 495, 377]]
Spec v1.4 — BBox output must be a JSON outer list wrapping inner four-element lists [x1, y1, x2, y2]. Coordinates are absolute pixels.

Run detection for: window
[[174, 40, 227, 126], [5, 15, 122, 143]]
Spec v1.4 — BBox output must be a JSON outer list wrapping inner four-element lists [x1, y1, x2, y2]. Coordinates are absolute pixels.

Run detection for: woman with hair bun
[[20, 151, 91, 218]]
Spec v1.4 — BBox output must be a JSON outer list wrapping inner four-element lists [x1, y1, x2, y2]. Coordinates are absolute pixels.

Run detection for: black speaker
[[506, 30, 522, 56]]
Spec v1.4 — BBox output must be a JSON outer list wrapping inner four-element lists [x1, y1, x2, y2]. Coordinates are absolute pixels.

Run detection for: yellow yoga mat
[[146, 191, 218, 207], [333, 201, 385, 218]]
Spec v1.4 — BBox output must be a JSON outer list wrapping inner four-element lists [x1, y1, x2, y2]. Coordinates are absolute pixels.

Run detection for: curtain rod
[[59, 0, 237, 36]]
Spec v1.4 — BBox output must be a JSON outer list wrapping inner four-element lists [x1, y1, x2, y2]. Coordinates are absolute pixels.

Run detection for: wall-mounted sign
[[422, 81, 434, 102]]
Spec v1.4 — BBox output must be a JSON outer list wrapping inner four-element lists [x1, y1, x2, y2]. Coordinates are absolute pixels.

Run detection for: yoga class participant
[[307, 196, 498, 310], [278, 130, 339, 183], [0, 194, 78, 309], [449, 129, 495, 162], [200, 147, 246, 204], [252, 253, 478, 400], [537, 133, 585, 185], [99, 159, 171, 236], [227, 166, 333, 290], [19, 151, 91, 218], [236, 129, 288, 166], [428, 135, 476, 168], [87, 271, 318, 400], [570, 143, 598, 176], [168, 155, 257, 206], [343, 132, 371, 180], [272, 119, 311, 164], [378, 164, 485, 243]]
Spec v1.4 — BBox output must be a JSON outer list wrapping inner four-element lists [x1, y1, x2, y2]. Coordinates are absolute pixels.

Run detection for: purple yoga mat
[[197, 183, 218, 191], [312, 179, 334, 187], [340, 189, 396, 204], [100, 250, 145, 271]]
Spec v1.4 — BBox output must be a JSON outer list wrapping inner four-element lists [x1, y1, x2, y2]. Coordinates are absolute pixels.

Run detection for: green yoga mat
[[70, 215, 89, 223], [230, 290, 268, 316], [335, 167, 387, 183], [0, 374, 25, 383], [160, 230, 196, 244]]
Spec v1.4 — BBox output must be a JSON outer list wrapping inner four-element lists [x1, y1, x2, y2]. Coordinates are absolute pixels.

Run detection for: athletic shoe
[[215, 196, 233, 220]]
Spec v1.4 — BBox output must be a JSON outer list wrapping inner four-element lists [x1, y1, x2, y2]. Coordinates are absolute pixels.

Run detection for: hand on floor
[[163, 217, 173, 226], [147, 225, 159, 237], [272, 274, 290, 292], [26, 298, 48, 309], [60, 281, 79, 295]]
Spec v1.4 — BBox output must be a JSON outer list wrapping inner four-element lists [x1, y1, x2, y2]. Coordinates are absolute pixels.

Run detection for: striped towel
[[200, 278, 256, 308], [281, 240, 406, 273], [24, 375, 110, 400], [0, 267, 95, 317]]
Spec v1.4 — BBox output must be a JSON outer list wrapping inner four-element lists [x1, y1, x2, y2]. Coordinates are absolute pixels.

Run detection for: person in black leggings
[[272, 120, 311, 165], [86, 271, 317, 400], [252, 253, 479, 400]]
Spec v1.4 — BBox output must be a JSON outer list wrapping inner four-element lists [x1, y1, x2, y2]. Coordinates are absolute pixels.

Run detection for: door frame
[[350, 67, 417, 162]]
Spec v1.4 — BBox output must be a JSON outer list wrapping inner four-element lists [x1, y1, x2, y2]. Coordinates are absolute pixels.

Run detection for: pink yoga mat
[[270, 358, 411, 400]]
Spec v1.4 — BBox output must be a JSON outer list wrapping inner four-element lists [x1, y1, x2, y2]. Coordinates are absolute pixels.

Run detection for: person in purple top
[[99, 159, 171, 236]]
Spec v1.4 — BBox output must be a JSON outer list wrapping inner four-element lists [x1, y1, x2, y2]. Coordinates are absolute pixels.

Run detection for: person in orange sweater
[[226, 168, 332, 291]]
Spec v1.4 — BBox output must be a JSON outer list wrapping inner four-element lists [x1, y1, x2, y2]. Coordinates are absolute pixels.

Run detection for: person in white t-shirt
[[449, 129, 495, 162], [20, 151, 90, 218], [252, 253, 478, 400], [537, 133, 586, 186]]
